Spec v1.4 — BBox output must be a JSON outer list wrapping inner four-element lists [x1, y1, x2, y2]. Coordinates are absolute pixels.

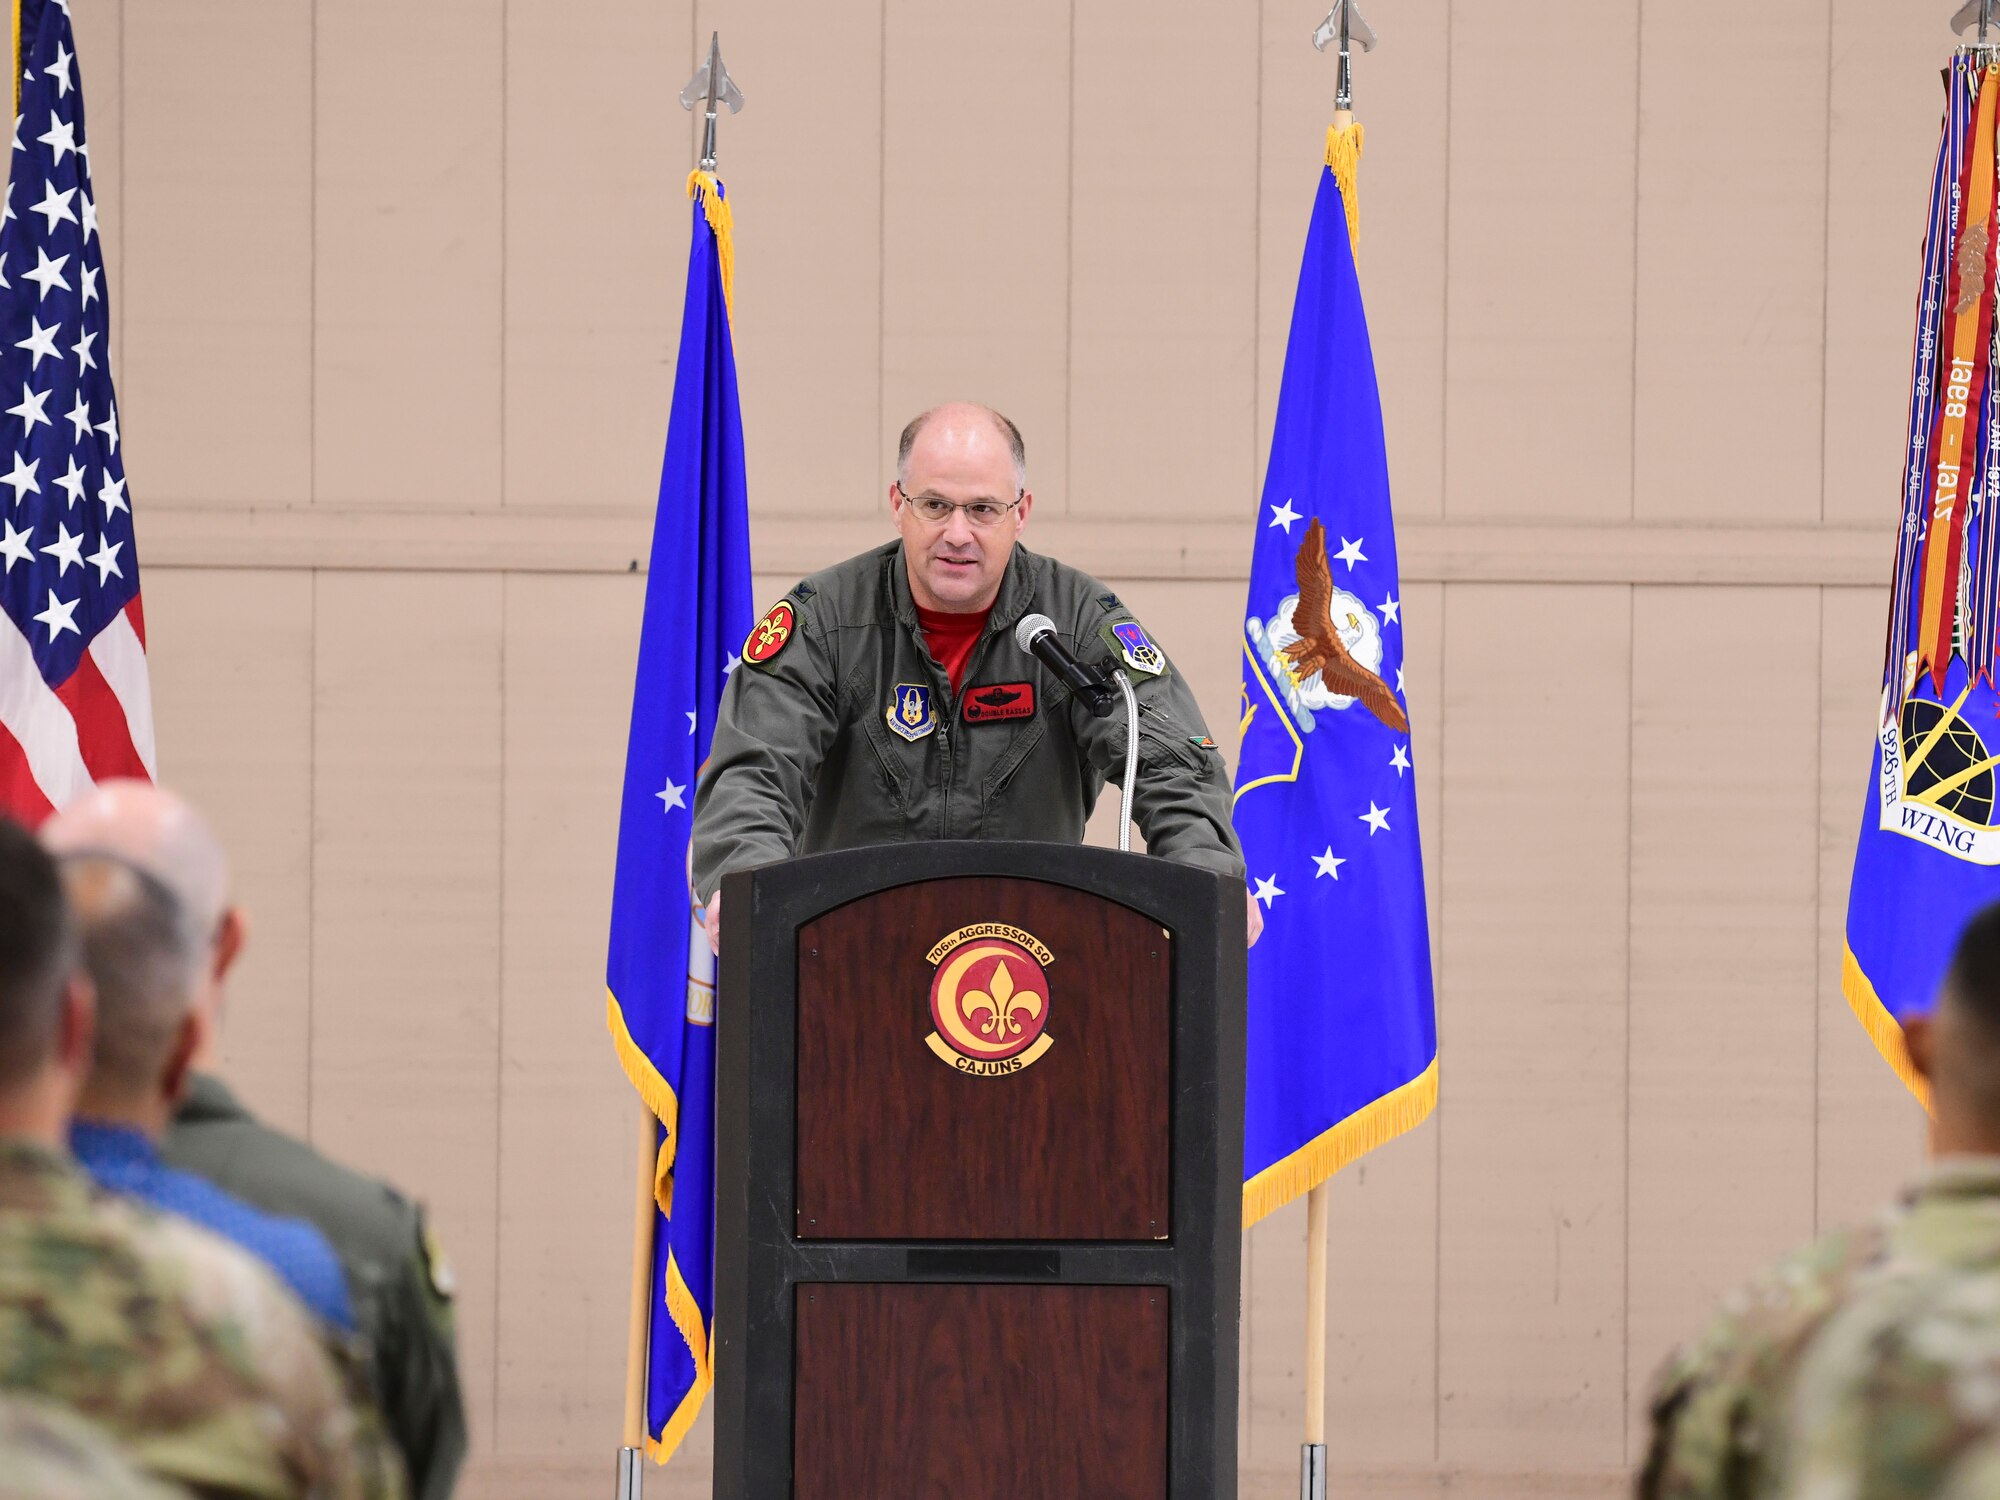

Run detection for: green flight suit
[[163, 1075, 465, 1500], [692, 540, 1244, 900]]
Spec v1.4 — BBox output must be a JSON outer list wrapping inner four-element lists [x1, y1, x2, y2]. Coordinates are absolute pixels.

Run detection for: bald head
[[42, 781, 228, 942], [896, 403, 1027, 492]]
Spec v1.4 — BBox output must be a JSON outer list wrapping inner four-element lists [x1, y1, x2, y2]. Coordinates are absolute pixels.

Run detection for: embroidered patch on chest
[[886, 683, 938, 742], [963, 681, 1037, 724]]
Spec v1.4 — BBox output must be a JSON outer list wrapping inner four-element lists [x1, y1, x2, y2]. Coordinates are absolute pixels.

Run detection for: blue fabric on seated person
[[70, 1119, 356, 1333]]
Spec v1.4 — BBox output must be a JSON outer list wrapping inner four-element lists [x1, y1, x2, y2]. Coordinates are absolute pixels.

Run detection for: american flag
[[0, 0, 151, 822]]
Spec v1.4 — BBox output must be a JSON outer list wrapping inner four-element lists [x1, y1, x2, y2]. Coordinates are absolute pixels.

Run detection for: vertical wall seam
[[308, 0, 317, 506], [498, 0, 508, 511], [1816, 0, 1835, 526], [1062, 0, 1076, 514], [306, 568, 318, 1140], [1813, 588, 1826, 1232], [875, 0, 887, 494], [1431, 581, 1448, 1466], [1622, 580, 1637, 1464], [1249, 0, 1263, 520], [1439, 5, 1457, 523], [1627, 0, 1644, 524], [491, 573, 508, 1447]]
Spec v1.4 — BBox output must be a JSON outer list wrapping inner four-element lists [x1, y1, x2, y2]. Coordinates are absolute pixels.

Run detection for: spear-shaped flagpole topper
[[1953, 0, 1999, 52], [679, 31, 744, 172], [1312, 0, 1377, 115]]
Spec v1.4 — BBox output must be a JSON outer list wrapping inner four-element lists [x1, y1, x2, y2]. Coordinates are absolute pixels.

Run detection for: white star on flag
[[85, 535, 120, 584], [32, 588, 77, 639], [1335, 536, 1367, 571], [40, 521, 80, 576], [656, 779, 687, 812], [94, 400, 115, 453], [1268, 498, 1303, 534], [96, 472, 125, 517], [62, 391, 86, 440], [723, 651, 741, 676], [35, 112, 74, 166], [1312, 847, 1345, 880], [21, 247, 65, 300], [51, 455, 82, 507], [0, 519, 29, 572], [1380, 594, 1400, 625], [43, 43, 71, 99], [28, 183, 72, 233], [13, 318, 55, 369], [70, 328, 92, 370], [1, 453, 37, 503], [5, 381, 50, 436], [686, 711, 698, 736], [1253, 873, 1285, 908], [1360, 802, 1391, 835], [1391, 743, 1411, 776]]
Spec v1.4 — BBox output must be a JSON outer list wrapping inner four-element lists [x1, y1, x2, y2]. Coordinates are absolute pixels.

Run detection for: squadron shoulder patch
[[886, 683, 937, 742], [964, 681, 1036, 724], [743, 600, 797, 668], [1100, 619, 1168, 678]]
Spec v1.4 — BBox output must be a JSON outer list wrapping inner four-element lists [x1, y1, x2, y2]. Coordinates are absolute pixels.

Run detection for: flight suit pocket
[[1134, 703, 1209, 772], [857, 711, 914, 814], [978, 719, 1050, 833]]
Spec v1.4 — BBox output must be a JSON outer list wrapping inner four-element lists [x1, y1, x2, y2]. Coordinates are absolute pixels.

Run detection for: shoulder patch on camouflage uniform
[[1099, 619, 1169, 679], [743, 599, 798, 669]]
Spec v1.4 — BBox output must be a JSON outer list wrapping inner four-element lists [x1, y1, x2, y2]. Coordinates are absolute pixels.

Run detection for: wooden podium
[[713, 841, 1246, 1500]]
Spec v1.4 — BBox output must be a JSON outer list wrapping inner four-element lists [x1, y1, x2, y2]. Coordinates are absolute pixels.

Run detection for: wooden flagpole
[[1302, 1180, 1332, 1499], [619, 1107, 656, 1496]]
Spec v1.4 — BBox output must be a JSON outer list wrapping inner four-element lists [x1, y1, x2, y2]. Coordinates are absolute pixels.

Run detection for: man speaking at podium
[[691, 402, 1249, 953]]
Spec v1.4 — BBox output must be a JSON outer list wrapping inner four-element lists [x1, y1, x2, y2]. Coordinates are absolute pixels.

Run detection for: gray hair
[[59, 853, 205, 1095], [896, 404, 1028, 493]]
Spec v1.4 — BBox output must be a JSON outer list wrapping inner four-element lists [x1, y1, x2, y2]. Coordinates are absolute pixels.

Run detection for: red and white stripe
[[0, 594, 154, 825]]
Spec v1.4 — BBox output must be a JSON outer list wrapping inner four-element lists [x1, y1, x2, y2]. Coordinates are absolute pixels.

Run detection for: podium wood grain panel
[[795, 876, 1170, 1241], [793, 1283, 1168, 1500]]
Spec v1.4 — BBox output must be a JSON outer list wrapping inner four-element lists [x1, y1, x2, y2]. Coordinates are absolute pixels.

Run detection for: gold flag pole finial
[[1312, 2, 1375, 252], [677, 32, 745, 313]]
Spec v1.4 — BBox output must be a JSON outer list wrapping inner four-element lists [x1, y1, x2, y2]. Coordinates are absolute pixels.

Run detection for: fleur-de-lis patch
[[924, 923, 1057, 1076]]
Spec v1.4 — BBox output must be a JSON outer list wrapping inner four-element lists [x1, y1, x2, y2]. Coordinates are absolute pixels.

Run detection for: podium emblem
[[924, 923, 1056, 1076]]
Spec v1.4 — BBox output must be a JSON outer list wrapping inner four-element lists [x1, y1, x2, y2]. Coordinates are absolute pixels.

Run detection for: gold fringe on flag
[[1842, 945, 1935, 1114], [1325, 121, 1365, 255], [687, 170, 735, 318], [1242, 1055, 1438, 1229]]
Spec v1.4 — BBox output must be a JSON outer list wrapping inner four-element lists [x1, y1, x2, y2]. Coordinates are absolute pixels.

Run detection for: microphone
[[1015, 614, 1120, 718]]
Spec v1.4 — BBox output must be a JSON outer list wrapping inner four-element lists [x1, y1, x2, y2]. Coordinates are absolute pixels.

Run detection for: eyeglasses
[[894, 483, 1023, 529]]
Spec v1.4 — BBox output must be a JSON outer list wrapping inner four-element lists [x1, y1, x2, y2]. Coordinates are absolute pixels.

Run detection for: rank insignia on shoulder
[[792, 581, 817, 600], [964, 681, 1037, 724], [1102, 619, 1168, 678], [743, 600, 797, 668], [1097, 591, 1122, 611], [887, 683, 938, 742]]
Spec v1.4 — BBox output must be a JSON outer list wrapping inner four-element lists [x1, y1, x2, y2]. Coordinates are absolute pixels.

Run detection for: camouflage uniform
[[0, 1137, 406, 1500], [0, 1391, 192, 1499], [1640, 1158, 2000, 1499]]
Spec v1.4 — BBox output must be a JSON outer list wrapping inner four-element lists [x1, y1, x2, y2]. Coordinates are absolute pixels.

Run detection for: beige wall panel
[[312, 572, 503, 1447], [315, 2, 501, 507], [1068, 2, 1255, 521], [1438, 583, 1629, 1466], [495, 574, 647, 1451], [503, 0, 687, 512], [1256, 0, 1450, 522], [122, 2, 311, 506], [1245, 1197, 1308, 1468], [1822, 10, 1962, 527], [1445, 4, 1638, 522], [692, 0, 884, 517], [1632, 3, 1827, 524], [880, 0, 1069, 509], [1625, 586, 1818, 1454], [143, 568, 314, 1137], [1816, 583, 1926, 1227]]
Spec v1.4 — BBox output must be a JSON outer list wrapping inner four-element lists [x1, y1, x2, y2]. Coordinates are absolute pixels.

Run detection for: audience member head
[[1908, 902, 2000, 1156], [0, 818, 92, 1146], [42, 781, 245, 1063], [58, 854, 206, 1135]]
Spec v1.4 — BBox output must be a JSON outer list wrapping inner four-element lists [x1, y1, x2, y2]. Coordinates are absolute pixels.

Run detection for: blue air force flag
[[604, 174, 753, 1461], [1235, 126, 1438, 1226], [1844, 56, 2000, 1106]]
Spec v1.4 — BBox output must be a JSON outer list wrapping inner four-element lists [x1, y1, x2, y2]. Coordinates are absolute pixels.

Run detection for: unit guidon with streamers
[[0, 0, 152, 821]]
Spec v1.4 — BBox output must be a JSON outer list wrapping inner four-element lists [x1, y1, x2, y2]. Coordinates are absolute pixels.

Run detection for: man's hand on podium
[[1246, 887, 1264, 950], [704, 890, 722, 957]]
